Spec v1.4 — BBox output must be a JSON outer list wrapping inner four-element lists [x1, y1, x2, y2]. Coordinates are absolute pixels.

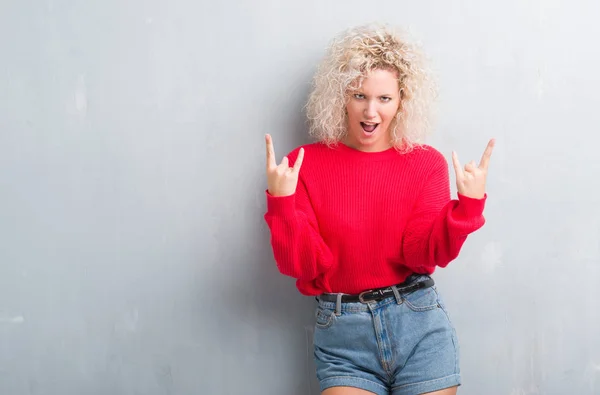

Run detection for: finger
[[451, 151, 464, 180], [465, 161, 477, 173], [265, 134, 277, 169], [292, 148, 305, 173], [279, 156, 289, 170], [478, 138, 495, 170]]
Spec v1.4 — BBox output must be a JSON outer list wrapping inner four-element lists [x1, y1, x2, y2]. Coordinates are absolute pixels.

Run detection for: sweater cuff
[[455, 193, 487, 219], [265, 190, 296, 216]]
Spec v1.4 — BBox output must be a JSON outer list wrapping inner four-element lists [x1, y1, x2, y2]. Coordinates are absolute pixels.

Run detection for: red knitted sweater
[[264, 142, 486, 296]]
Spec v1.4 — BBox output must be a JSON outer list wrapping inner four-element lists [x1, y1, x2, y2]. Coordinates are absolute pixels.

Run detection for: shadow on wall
[[195, 74, 321, 394]]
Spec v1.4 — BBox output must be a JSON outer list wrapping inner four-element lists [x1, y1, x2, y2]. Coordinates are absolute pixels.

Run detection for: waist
[[296, 265, 431, 296], [317, 274, 434, 304]]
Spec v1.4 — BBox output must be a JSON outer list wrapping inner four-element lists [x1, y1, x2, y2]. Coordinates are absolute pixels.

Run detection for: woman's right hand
[[265, 134, 304, 197]]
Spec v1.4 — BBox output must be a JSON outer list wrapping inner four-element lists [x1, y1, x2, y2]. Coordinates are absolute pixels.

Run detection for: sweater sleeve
[[401, 156, 486, 273], [264, 169, 334, 281]]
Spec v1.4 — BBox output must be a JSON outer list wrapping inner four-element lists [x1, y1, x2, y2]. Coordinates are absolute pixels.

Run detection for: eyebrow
[[355, 92, 395, 97]]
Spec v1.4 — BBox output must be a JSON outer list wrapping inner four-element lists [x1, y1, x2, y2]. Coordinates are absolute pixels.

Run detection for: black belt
[[318, 276, 435, 304]]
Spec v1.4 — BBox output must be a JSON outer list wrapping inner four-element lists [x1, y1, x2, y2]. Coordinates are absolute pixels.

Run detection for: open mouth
[[361, 122, 379, 135]]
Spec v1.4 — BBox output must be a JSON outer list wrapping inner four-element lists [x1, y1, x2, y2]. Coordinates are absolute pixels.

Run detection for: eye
[[380, 96, 392, 102], [353, 94, 365, 100]]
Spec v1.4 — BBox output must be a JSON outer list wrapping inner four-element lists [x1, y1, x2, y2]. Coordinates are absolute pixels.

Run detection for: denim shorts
[[313, 276, 460, 395]]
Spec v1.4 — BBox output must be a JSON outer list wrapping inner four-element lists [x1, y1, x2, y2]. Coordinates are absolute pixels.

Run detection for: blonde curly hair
[[305, 23, 437, 152]]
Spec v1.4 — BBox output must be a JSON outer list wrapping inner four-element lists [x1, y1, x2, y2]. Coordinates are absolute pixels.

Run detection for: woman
[[264, 23, 494, 395]]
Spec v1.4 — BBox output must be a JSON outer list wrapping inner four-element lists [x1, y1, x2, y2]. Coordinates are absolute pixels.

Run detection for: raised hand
[[451, 139, 495, 199], [265, 134, 305, 197]]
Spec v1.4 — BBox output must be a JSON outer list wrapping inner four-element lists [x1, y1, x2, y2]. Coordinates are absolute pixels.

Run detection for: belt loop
[[391, 285, 402, 304], [335, 293, 342, 316]]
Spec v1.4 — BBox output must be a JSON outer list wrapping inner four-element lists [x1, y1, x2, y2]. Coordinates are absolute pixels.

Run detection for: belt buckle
[[358, 290, 373, 303]]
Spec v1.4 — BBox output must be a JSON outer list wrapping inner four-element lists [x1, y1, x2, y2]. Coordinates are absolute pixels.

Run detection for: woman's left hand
[[451, 139, 495, 199]]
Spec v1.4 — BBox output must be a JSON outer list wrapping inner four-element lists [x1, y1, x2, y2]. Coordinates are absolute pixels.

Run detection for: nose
[[363, 100, 377, 119]]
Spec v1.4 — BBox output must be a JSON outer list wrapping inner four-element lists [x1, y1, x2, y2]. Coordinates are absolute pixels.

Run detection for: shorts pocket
[[402, 286, 440, 312], [315, 306, 336, 329]]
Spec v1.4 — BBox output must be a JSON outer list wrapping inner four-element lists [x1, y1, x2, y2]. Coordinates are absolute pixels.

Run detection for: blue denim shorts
[[313, 276, 460, 395]]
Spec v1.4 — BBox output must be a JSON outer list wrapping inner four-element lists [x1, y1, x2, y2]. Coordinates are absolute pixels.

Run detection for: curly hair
[[305, 23, 437, 152]]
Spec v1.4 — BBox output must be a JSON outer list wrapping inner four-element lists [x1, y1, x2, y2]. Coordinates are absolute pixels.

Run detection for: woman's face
[[344, 68, 400, 152]]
